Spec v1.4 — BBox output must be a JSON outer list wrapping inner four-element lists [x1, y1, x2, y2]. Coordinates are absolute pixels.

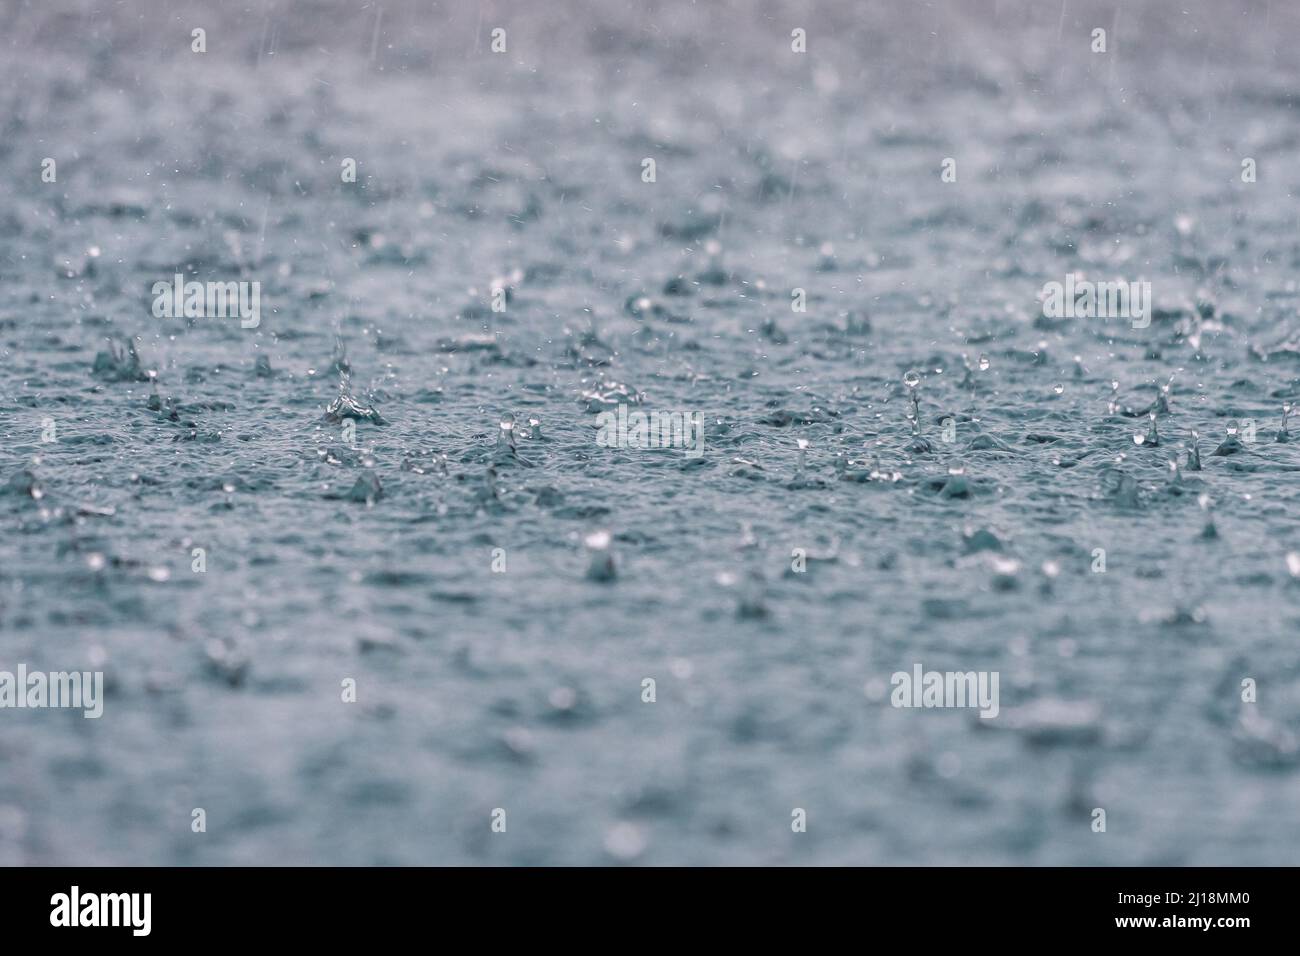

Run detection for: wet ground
[[3, 0, 1300, 864]]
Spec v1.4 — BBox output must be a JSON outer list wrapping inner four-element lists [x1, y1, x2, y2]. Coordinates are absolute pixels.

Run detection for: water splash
[[497, 413, 517, 451], [787, 437, 826, 488], [584, 529, 616, 581], [902, 370, 931, 454], [6, 469, 43, 500], [1100, 469, 1141, 508], [1197, 493, 1218, 540], [347, 470, 383, 505], [580, 378, 643, 413], [1155, 376, 1174, 414], [330, 336, 352, 375], [939, 459, 971, 498], [1186, 429, 1202, 470], [1133, 410, 1159, 447], [490, 411, 535, 467], [91, 338, 150, 383], [322, 368, 388, 425], [1166, 456, 1183, 491], [1211, 421, 1244, 456]]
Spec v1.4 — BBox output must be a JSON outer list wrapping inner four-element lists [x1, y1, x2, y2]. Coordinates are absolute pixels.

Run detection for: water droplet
[[1053, 383, 1064, 395], [978, 354, 990, 372], [548, 687, 577, 711], [902, 369, 921, 389], [604, 822, 647, 861]]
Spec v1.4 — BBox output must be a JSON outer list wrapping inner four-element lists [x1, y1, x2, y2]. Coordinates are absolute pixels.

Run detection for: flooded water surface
[[3, 0, 1300, 864]]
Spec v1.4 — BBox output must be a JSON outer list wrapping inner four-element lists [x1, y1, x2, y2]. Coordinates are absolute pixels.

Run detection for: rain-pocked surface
[[3, 0, 1300, 864]]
